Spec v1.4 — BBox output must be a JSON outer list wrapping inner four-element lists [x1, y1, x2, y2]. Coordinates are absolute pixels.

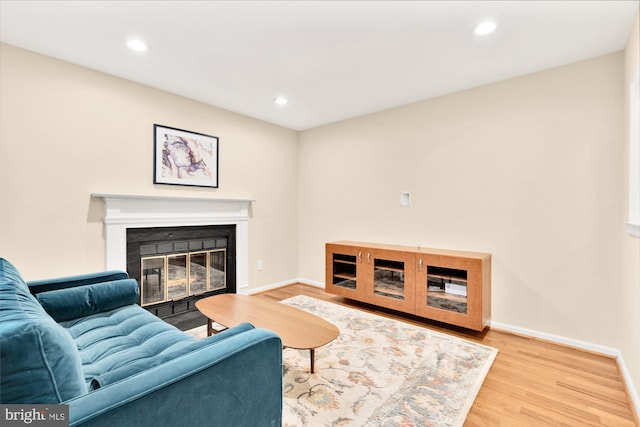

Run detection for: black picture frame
[[153, 124, 219, 188]]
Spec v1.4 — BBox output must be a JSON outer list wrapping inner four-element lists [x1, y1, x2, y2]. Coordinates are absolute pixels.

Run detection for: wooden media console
[[326, 241, 491, 331]]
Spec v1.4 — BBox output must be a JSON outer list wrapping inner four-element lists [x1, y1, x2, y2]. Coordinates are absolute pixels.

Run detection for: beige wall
[[0, 43, 299, 288], [622, 11, 640, 403], [299, 53, 627, 349]]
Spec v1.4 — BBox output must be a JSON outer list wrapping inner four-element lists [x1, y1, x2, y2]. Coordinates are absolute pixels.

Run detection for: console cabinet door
[[326, 244, 364, 298], [364, 248, 416, 312], [415, 253, 489, 331]]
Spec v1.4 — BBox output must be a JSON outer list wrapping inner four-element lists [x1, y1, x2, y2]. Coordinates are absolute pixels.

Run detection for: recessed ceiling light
[[474, 21, 497, 36], [127, 38, 149, 52], [273, 97, 288, 105]]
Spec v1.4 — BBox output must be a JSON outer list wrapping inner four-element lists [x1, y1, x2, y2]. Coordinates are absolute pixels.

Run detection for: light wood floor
[[259, 284, 638, 427]]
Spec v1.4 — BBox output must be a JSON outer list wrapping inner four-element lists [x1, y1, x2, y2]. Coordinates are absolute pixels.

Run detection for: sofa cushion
[[27, 270, 130, 294], [60, 305, 203, 388], [88, 322, 256, 389], [35, 278, 139, 322], [0, 258, 88, 403]]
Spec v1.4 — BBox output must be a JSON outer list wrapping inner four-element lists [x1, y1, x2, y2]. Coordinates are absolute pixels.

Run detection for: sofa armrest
[[66, 328, 283, 427], [28, 271, 130, 295]]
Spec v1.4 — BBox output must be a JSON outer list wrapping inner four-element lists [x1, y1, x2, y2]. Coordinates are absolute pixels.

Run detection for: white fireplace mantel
[[92, 193, 254, 292]]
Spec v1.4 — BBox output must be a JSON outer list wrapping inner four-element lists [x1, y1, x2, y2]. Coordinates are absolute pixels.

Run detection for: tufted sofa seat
[[61, 305, 222, 390], [0, 258, 283, 427]]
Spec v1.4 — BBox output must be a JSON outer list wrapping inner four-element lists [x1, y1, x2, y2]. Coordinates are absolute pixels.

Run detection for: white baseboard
[[297, 278, 325, 288], [617, 351, 640, 422], [488, 320, 619, 356]]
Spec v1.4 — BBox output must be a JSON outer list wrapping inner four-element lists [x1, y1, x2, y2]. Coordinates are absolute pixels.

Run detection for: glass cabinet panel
[[332, 253, 357, 289], [373, 258, 405, 300], [426, 266, 467, 314]]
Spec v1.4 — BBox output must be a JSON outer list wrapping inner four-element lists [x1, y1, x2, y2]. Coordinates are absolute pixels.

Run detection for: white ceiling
[[0, 1, 638, 130]]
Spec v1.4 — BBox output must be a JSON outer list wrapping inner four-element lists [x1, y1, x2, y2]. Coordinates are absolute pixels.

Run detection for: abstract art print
[[154, 124, 219, 188]]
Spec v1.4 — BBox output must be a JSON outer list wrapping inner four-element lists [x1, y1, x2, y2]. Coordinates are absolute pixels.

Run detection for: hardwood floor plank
[[259, 284, 638, 426]]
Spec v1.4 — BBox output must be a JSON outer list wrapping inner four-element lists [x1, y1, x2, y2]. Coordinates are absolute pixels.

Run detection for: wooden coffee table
[[195, 294, 339, 373]]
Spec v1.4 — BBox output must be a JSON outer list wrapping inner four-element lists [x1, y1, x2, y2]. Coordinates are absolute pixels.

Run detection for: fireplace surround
[[92, 193, 253, 298]]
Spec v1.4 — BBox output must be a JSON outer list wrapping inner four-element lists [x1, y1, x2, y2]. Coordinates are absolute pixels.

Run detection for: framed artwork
[[153, 124, 219, 188]]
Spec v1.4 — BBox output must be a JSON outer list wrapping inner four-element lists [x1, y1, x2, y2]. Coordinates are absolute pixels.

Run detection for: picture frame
[[153, 124, 219, 188]]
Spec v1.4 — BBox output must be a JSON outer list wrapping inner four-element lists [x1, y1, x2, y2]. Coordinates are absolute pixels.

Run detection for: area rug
[[184, 295, 497, 426], [279, 295, 497, 427]]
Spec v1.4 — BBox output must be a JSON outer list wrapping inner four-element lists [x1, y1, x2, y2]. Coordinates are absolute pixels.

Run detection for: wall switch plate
[[400, 191, 411, 207], [257, 260, 264, 271]]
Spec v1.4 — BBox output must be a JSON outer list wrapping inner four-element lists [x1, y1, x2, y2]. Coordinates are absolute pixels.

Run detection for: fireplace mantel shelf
[[92, 193, 255, 204]]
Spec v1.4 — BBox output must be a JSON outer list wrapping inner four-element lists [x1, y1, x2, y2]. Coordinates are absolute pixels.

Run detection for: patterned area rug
[[279, 295, 497, 427]]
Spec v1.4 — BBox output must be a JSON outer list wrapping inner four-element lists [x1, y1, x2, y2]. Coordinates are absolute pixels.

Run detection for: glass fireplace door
[[141, 249, 227, 306]]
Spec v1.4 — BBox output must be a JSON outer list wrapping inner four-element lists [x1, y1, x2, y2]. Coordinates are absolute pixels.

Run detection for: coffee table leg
[[207, 319, 213, 337], [310, 348, 315, 374]]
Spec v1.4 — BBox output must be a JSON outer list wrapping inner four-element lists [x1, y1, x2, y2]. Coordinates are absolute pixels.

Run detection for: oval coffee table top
[[195, 294, 339, 350]]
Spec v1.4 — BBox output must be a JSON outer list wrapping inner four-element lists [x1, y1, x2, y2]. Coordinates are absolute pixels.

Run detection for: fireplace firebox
[[126, 225, 236, 322]]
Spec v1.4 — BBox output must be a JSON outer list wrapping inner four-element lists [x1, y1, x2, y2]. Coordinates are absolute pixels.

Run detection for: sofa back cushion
[[35, 278, 139, 322], [0, 258, 88, 403]]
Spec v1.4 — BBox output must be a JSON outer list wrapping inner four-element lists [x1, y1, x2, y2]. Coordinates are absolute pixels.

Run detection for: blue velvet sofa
[[0, 258, 283, 426]]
